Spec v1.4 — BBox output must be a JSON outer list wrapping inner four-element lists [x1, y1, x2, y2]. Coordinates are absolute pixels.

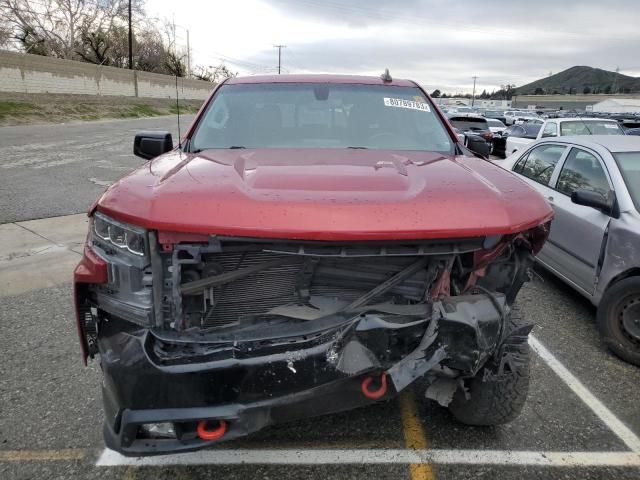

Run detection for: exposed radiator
[[192, 251, 428, 328]]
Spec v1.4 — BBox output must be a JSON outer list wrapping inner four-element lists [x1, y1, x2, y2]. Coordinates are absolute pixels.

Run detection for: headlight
[[91, 212, 147, 256]]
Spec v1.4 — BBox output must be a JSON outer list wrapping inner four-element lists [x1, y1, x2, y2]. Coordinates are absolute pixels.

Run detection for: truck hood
[[96, 148, 553, 240]]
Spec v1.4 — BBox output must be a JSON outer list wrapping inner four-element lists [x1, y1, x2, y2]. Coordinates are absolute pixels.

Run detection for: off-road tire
[[448, 305, 530, 425], [597, 277, 640, 367]]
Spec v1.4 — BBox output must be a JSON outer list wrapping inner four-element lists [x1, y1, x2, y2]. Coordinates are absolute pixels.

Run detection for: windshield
[[614, 152, 640, 210], [560, 121, 625, 136], [190, 83, 454, 152], [487, 119, 505, 127]]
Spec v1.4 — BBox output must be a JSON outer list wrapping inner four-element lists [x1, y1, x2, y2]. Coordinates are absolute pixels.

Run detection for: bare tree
[[0, 0, 207, 76], [0, 0, 142, 59], [134, 27, 166, 73], [164, 50, 186, 77], [193, 64, 237, 83]]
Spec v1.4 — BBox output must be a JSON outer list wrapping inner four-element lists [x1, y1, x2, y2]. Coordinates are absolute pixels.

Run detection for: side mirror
[[571, 189, 616, 215], [134, 131, 173, 160], [541, 132, 556, 138]]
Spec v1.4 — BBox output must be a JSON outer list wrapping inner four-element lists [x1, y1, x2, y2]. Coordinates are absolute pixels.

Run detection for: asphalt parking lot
[[1, 117, 639, 480], [0, 115, 193, 224]]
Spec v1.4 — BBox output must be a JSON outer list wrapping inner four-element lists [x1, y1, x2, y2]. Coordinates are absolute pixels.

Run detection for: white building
[[591, 98, 640, 113]]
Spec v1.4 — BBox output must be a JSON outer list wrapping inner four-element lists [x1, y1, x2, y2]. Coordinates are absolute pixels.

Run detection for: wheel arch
[[604, 268, 640, 292]]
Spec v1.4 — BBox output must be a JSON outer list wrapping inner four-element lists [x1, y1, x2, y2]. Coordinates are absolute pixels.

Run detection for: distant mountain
[[515, 66, 640, 95]]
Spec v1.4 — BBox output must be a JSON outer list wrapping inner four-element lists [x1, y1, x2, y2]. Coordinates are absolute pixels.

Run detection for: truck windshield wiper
[[347, 146, 368, 149], [191, 146, 246, 153]]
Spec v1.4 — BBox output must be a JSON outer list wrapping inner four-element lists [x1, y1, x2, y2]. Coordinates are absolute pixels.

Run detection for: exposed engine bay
[[84, 230, 540, 374], [77, 225, 546, 455]]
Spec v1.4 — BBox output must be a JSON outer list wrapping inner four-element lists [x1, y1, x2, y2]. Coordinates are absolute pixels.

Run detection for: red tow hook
[[361, 373, 388, 400], [197, 419, 227, 441]]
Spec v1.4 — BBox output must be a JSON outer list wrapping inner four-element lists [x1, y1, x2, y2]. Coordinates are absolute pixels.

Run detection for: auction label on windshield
[[384, 97, 431, 112]]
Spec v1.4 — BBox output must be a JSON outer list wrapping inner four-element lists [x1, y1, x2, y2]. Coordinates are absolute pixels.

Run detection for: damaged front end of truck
[[74, 212, 548, 456]]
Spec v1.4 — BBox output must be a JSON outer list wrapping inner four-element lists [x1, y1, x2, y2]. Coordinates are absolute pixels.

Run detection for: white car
[[515, 117, 543, 125], [505, 117, 625, 156], [486, 118, 506, 135], [503, 110, 533, 125]]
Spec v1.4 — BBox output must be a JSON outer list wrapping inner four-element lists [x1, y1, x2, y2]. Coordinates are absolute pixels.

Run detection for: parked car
[[617, 117, 640, 131], [73, 73, 553, 455], [499, 136, 640, 366], [483, 110, 507, 124], [505, 118, 625, 156], [513, 113, 542, 125], [450, 106, 474, 114], [448, 115, 493, 157], [515, 117, 543, 125], [626, 127, 640, 136], [504, 110, 532, 125], [493, 123, 541, 159], [487, 118, 507, 135]]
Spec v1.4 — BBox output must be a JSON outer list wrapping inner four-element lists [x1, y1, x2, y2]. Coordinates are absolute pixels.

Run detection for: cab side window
[[556, 148, 609, 197], [514, 144, 565, 185], [509, 125, 525, 137], [542, 122, 557, 137]]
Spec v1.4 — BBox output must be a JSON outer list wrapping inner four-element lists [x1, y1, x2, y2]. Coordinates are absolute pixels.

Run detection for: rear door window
[[514, 144, 566, 186], [555, 148, 610, 197]]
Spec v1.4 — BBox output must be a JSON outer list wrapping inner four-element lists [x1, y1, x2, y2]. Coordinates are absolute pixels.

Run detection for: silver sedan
[[497, 135, 640, 366]]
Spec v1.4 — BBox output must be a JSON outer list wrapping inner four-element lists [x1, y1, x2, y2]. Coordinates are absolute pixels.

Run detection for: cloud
[[254, 0, 639, 92]]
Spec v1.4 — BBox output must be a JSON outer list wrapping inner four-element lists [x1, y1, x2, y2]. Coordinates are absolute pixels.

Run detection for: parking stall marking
[[0, 449, 86, 462], [399, 391, 435, 480], [96, 448, 640, 467], [529, 335, 640, 453], [94, 334, 640, 469]]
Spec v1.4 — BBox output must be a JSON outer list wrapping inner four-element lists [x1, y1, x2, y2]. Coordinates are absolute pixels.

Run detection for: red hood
[[96, 148, 552, 240]]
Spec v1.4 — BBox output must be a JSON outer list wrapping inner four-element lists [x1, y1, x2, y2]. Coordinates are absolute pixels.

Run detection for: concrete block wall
[[0, 50, 213, 100], [136, 70, 214, 100]]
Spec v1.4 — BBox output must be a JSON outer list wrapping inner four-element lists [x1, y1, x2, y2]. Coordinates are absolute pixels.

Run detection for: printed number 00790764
[[383, 97, 431, 112]]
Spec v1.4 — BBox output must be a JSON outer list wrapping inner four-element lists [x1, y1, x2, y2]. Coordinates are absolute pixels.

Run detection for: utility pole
[[471, 76, 477, 106], [274, 45, 286, 74], [612, 66, 620, 94], [128, 0, 133, 69], [186, 29, 191, 79]]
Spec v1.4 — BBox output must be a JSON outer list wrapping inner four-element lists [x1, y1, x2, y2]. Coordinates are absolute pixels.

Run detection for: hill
[[515, 66, 640, 95]]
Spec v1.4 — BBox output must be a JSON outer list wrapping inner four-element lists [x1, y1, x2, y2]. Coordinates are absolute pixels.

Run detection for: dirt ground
[[0, 92, 204, 126]]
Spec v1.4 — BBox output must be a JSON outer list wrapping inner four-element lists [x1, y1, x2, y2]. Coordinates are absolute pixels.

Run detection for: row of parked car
[[442, 106, 640, 159]]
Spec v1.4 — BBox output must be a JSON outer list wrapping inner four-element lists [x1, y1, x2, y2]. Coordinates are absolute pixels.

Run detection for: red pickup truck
[[73, 73, 553, 456]]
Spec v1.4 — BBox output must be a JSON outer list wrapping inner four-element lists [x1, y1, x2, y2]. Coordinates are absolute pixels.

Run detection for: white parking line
[[96, 448, 640, 467], [529, 335, 640, 453], [95, 335, 640, 468]]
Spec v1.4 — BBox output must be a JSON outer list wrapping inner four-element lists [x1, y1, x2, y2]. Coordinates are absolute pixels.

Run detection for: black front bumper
[[98, 295, 505, 456], [100, 329, 396, 455]]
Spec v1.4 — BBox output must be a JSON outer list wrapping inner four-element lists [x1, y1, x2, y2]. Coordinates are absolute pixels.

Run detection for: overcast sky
[[150, 0, 640, 93]]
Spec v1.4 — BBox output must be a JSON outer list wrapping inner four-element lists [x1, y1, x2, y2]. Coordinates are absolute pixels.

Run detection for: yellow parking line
[[123, 465, 137, 480], [399, 390, 435, 480], [0, 448, 86, 461]]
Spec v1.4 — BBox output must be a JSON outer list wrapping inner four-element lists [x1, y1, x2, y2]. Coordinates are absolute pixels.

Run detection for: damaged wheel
[[447, 305, 531, 426]]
